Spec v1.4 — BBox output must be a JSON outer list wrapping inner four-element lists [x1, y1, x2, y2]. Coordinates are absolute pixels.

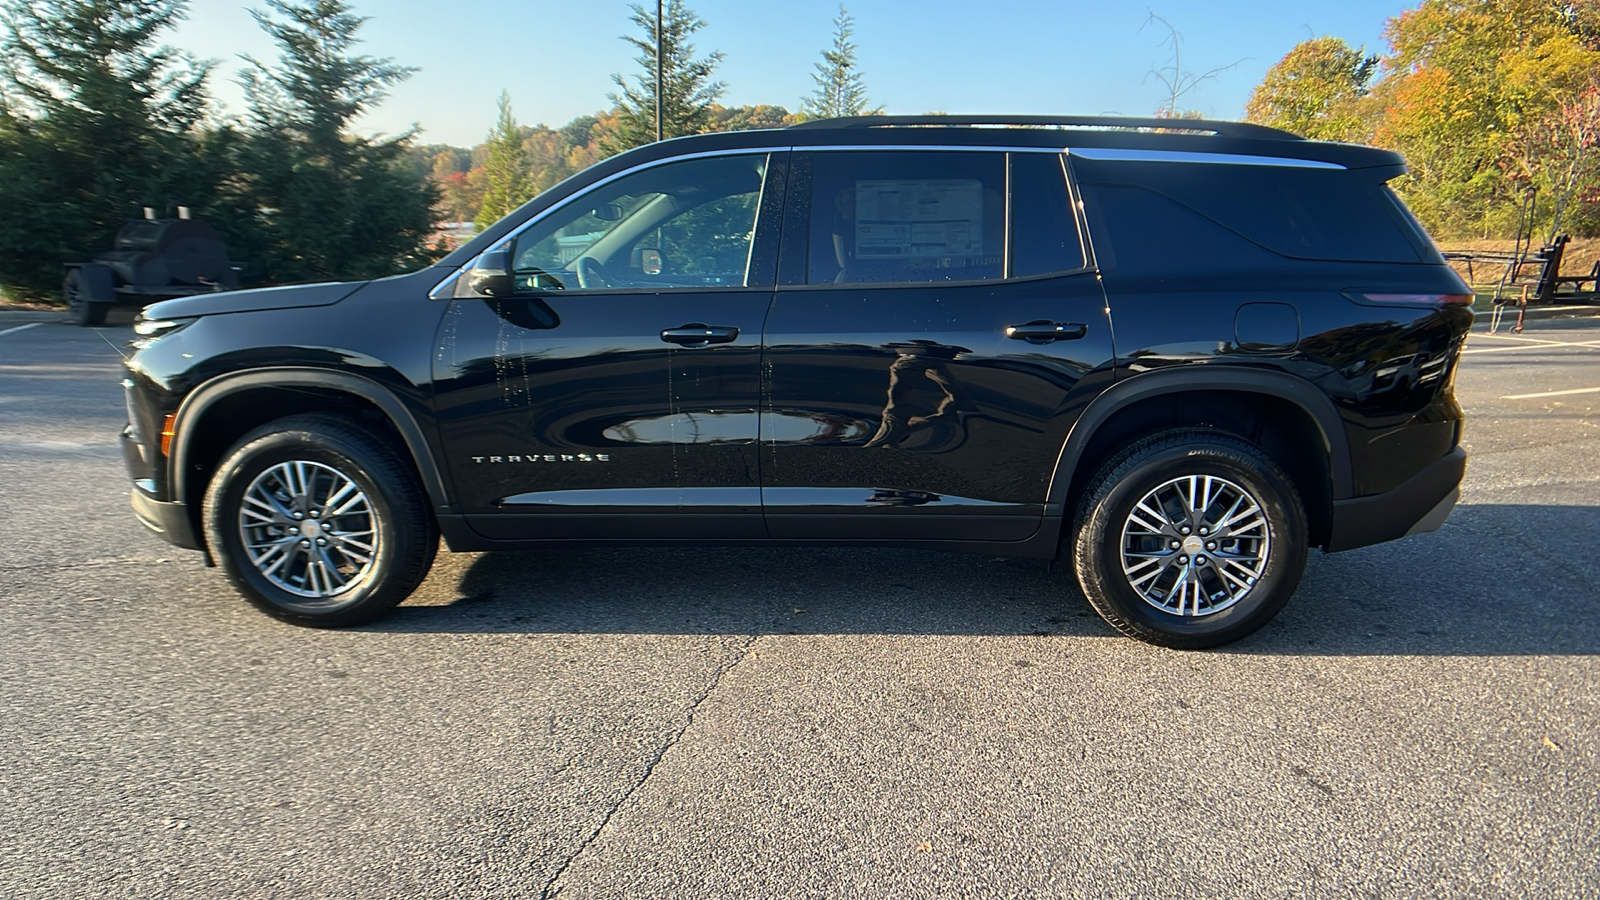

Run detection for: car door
[[431, 151, 785, 540], [760, 149, 1114, 542]]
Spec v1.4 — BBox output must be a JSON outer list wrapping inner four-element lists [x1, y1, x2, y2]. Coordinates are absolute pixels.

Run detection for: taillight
[[1345, 292, 1476, 308]]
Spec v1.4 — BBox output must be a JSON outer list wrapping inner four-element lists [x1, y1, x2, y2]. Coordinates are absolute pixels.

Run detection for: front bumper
[[1326, 446, 1466, 552], [130, 486, 203, 550]]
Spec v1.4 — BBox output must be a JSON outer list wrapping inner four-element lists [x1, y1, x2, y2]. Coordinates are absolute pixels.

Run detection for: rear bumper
[[130, 486, 203, 551], [1326, 446, 1466, 552]]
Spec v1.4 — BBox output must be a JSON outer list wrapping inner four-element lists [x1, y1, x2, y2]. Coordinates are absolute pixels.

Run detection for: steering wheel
[[574, 256, 610, 290]]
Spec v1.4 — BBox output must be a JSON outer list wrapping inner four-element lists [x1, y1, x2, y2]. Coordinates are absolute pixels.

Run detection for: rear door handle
[[661, 323, 739, 346], [1005, 320, 1088, 343]]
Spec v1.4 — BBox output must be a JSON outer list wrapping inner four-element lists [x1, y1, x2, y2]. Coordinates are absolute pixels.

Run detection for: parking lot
[[1, 308, 1596, 898]]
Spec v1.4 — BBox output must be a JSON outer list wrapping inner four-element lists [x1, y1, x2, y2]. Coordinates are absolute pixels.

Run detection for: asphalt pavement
[[1, 306, 1596, 898]]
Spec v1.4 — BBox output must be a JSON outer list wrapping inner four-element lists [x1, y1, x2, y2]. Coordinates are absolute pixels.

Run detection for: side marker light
[[161, 414, 178, 456]]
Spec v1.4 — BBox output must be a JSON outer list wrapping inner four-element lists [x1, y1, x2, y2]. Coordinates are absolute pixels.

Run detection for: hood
[[142, 280, 369, 319]]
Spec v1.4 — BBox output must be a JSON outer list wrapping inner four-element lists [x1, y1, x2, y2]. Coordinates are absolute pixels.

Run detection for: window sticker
[[854, 179, 984, 259]]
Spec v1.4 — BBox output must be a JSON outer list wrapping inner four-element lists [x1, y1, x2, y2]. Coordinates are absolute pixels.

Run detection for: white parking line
[[0, 322, 43, 338], [1462, 339, 1600, 355], [1500, 386, 1600, 400], [1470, 332, 1568, 344]]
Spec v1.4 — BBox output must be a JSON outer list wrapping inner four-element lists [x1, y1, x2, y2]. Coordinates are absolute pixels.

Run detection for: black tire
[[1069, 429, 1308, 649], [63, 269, 108, 327], [203, 414, 438, 627]]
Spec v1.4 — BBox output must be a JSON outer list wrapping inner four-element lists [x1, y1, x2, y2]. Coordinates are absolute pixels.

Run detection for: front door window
[[512, 154, 768, 292]]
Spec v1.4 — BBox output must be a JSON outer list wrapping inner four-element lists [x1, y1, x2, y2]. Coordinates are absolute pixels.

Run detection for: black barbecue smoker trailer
[[62, 207, 240, 326]]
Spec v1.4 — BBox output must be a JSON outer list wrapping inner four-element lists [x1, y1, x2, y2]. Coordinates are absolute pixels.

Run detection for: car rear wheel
[[203, 414, 438, 627], [1070, 429, 1308, 649]]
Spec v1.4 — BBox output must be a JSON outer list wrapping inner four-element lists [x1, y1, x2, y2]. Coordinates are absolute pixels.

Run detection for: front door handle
[[1005, 320, 1088, 344], [661, 323, 739, 346]]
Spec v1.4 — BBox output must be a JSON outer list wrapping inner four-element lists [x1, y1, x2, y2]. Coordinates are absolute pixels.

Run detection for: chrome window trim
[[427, 268, 461, 300], [433, 142, 1342, 298], [800, 144, 1065, 154], [429, 144, 1070, 299], [1002, 151, 1014, 278], [1066, 147, 1345, 169]]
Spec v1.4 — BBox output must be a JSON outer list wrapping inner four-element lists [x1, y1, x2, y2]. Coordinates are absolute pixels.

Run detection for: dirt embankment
[[0, 293, 58, 310]]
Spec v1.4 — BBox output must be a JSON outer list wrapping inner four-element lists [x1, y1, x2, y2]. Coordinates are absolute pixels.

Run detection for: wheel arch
[[1046, 367, 1352, 549], [167, 369, 450, 541]]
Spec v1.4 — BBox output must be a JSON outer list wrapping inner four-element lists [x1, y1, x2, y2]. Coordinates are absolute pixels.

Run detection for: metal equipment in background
[[1442, 187, 1600, 332], [62, 206, 240, 327]]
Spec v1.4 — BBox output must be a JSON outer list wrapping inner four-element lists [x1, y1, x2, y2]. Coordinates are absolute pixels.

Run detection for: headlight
[[132, 316, 195, 338]]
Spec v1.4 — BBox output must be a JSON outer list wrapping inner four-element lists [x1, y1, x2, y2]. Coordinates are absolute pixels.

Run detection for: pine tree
[[227, 0, 438, 285], [800, 5, 879, 120], [602, 1, 725, 153], [474, 91, 532, 229], [0, 0, 218, 301]]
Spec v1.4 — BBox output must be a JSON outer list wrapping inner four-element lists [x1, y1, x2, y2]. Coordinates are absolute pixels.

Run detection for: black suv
[[120, 116, 1472, 648]]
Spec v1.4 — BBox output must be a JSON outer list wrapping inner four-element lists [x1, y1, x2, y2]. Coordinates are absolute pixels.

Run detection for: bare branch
[[1141, 11, 1245, 118]]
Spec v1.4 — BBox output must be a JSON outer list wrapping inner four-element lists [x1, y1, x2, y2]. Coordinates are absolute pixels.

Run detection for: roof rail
[[787, 114, 1302, 141]]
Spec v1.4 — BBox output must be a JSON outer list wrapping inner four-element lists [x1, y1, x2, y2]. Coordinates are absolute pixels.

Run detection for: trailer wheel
[[64, 268, 109, 327]]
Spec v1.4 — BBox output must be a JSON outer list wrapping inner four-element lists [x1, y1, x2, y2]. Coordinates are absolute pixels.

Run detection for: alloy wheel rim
[[237, 460, 381, 602], [1119, 474, 1270, 617]]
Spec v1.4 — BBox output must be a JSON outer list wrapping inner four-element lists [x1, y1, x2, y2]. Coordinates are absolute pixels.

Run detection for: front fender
[[167, 367, 451, 515]]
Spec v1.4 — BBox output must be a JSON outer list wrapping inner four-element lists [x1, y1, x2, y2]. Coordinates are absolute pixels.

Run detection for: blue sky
[[172, 0, 1415, 147]]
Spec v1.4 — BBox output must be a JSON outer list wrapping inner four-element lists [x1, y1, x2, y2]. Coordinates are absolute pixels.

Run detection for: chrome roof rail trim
[[790, 115, 1300, 140], [801, 144, 1063, 154], [1066, 147, 1344, 169]]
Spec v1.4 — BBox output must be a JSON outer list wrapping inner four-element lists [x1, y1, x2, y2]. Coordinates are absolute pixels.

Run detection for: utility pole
[[655, 0, 664, 143]]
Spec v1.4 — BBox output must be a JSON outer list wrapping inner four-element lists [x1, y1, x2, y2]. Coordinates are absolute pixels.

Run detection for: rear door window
[[806, 151, 1006, 285], [1010, 152, 1085, 277]]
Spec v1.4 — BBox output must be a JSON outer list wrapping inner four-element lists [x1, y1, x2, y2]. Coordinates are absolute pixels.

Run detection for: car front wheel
[[203, 414, 438, 627], [1070, 430, 1308, 649]]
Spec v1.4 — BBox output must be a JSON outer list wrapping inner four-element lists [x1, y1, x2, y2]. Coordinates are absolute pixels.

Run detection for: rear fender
[[1043, 366, 1353, 519]]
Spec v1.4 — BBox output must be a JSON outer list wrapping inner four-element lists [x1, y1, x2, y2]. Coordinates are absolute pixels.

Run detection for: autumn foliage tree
[[1503, 80, 1600, 242], [1244, 37, 1377, 141], [1374, 0, 1565, 234], [1248, 0, 1600, 240]]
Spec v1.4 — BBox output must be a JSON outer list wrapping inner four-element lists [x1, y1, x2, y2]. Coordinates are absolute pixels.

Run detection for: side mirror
[[640, 247, 664, 276], [630, 246, 665, 276], [460, 248, 513, 298]]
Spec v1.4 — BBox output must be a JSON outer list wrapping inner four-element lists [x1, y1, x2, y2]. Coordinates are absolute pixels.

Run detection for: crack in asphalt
[[1449, 516, 1600, 600], [539, 633, 759, 899]]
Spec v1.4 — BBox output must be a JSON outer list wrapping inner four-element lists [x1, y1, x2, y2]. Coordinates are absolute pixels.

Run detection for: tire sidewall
[[1081, 441, 1307, 647], [205, 428, 406, 626]]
